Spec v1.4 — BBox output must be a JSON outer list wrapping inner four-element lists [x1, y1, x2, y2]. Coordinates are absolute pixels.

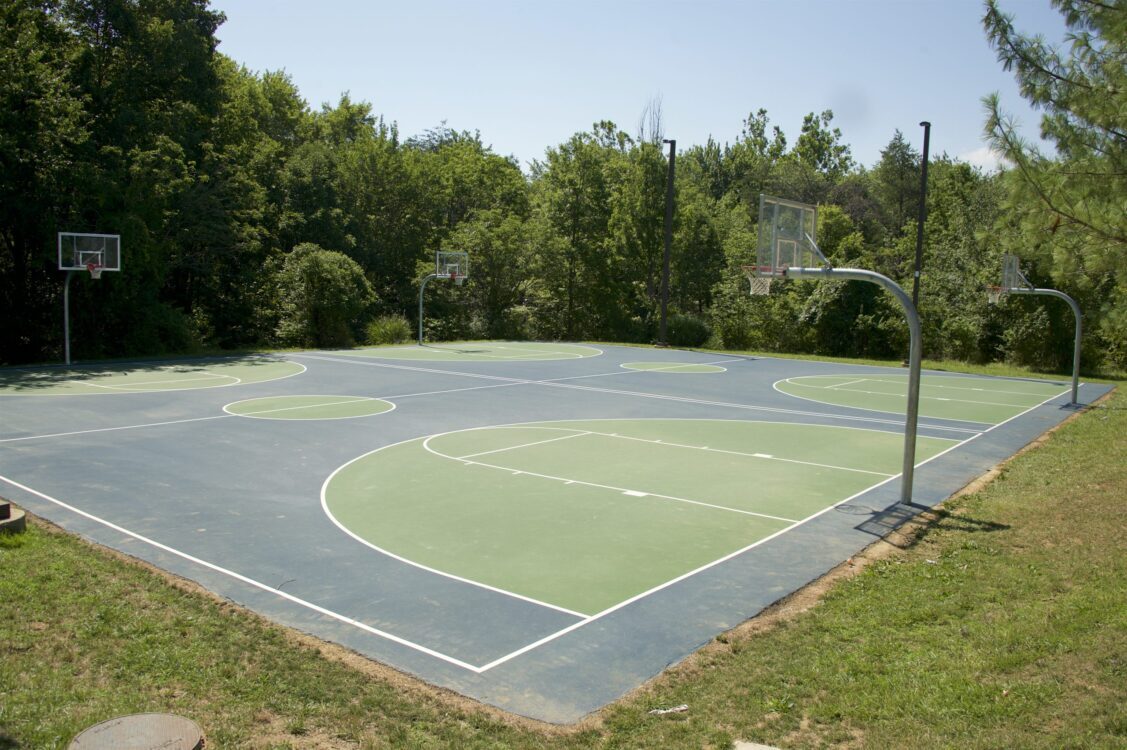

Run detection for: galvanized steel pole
[[1008, 287, 1082, 404], [787, 266, 923, 505], [659, 139, 676, 346]]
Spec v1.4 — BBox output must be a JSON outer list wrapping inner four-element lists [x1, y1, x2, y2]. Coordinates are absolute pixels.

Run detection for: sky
[[208, 0, 1069, 172]]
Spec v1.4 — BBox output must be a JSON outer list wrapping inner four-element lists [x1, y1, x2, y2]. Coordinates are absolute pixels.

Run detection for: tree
[[793, 109, 854, 181], [274, 243, 375, 347], [984, 0, 1127, 367], [532, 122, 629, 339], [0, 2, 88, 362], [872, 129, 921, 236]]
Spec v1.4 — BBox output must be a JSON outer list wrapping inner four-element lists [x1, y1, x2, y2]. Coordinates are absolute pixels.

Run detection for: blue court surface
[[0, 343, 1110, 723]]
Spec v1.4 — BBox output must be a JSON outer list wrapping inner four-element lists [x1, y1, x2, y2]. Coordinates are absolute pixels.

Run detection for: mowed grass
[[1, 381, 1124, 748]]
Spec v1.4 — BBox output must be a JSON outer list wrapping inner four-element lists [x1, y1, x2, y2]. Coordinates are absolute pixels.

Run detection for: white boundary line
[[0, 473, 486, 673], [0, 384, 1072, 674], [2, 353, 1083, 674], [293, 353, 983, 436], [0, 415, 234, 443], [321, 417, 957, 643], [469, 387, 1076, 672], [320, 449, 590, 620]]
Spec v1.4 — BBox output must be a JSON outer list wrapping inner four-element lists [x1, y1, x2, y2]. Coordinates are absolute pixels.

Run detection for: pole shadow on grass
[[839, 502, 1009, 549]]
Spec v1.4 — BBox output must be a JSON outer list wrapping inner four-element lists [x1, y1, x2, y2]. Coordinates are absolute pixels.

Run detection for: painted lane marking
[[423, 437, 800, 524], [295, 352, 983, 435], [788, 380, 1042, 408], [0, 415, 234, 443], [456, 431, 591, 460], [472, 384, 1078, 673], [0, 474, 491, 673]]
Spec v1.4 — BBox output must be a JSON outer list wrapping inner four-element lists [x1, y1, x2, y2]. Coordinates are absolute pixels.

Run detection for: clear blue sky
[[209, 0, 1067, 171]]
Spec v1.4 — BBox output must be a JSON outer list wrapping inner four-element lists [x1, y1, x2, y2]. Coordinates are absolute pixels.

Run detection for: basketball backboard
[[755, 194, 820, 277], [58, 232, 121, 273]]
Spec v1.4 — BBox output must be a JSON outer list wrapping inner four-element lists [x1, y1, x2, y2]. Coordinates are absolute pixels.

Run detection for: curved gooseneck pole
[[1007, 287, 1082, 405], [786, 266, 923, 507]]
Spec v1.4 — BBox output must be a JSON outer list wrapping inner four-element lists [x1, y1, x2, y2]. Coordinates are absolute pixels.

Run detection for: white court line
[[453, 424, 896, 478], [320, 449, 591, 620], [772, 377, 1011, 426], [295, 352, 984, 435], [819, 384, 1039, 409], [472, 382, 1080, 672], [791, 374, 1069, 398], [576, 429, 896, 478], [423, 435, 800, 524], [843, 376, 1068, 398], [456, 431, 591, 460], [622, 362, 726, 373], [0, 473, 488, 673], [228, 396, 387, 417], [827, 378, 868, 389], [0, 415, 234, 443], [4, 358, 1082, 674]]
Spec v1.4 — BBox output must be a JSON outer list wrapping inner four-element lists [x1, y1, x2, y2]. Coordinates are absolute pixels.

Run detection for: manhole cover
[[69, 713, 203, 749]]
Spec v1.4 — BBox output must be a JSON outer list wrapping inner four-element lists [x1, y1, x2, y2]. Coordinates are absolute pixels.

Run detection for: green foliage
[[984, 0, 1127, 369], [275, 244, 375, 347], [665, 313, 711, 347], [0, 0, 1123, 376], [366, 314, 412, 345]]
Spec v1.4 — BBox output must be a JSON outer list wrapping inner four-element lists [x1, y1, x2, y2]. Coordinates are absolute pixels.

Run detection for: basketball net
[[742, 265, 775, 296], [86, 261, 103, 280], [986, 286, 1006, 306]]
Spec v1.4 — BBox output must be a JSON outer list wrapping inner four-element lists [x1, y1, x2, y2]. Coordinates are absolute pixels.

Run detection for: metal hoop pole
[[787, 266, 923, 506], [63, 270, 75, 365], [418, 273, 437, 345], [1008, 287, 1082, 405]]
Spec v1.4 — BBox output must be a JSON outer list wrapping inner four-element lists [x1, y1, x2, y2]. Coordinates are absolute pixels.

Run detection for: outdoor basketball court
[[0, 343, 1109, 722]]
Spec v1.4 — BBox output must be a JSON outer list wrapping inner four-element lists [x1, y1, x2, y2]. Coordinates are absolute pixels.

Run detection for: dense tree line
[[2, 0, 1123, 371]]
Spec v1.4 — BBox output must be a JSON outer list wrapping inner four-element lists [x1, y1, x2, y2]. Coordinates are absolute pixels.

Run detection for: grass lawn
[[1, 362, 1123, 749]]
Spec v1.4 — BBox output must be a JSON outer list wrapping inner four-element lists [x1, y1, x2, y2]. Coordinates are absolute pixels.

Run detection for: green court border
[[0, 358, 306, 396]]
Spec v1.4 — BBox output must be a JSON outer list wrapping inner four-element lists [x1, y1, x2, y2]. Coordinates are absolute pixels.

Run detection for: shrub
[[366, 315, 412, 345], [275, 244, 376, 348], [665, 313, 711, 347], [498, 305, 535, 340]]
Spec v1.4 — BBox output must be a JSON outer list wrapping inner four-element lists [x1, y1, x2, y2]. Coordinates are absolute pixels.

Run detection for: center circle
[[224, 395, 394, 420]]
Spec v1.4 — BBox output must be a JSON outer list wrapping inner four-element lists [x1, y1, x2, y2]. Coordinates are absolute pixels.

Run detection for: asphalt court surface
[[0, 344, 1111, 722]]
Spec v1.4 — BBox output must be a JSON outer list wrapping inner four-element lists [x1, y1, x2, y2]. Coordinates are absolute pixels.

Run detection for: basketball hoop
[[986, 285, 1006, 306], [742, 265, 779, 296], [86, 261, 103, 280], [451, 272, 464, 286]]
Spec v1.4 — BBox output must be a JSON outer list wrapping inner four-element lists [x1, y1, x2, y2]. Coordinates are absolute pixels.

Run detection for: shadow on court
[[0, 355, 277, 392]]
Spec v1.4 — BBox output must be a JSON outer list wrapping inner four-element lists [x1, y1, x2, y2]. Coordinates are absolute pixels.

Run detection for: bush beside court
[[1, 360, 1121, 749]]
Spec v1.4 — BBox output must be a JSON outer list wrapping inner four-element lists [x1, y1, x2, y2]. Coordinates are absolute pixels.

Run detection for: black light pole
[[912, 121, 931, 308], [659, 138, 676, 346]]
